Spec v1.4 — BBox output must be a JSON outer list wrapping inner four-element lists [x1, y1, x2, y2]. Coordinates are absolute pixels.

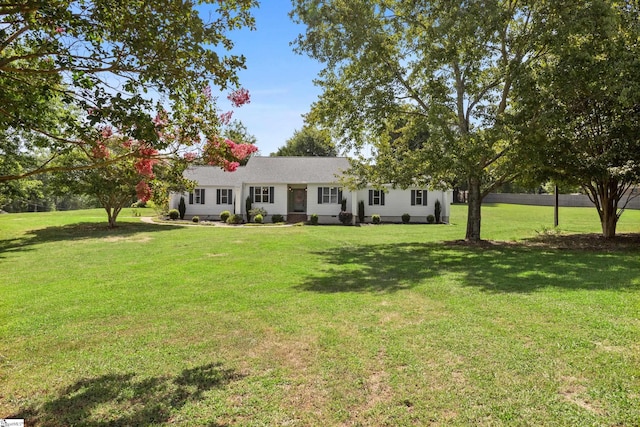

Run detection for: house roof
[[184, 156, 351, 186]]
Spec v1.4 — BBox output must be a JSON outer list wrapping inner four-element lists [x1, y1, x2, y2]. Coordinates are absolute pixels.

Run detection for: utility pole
[[554, 184, 559, 227]]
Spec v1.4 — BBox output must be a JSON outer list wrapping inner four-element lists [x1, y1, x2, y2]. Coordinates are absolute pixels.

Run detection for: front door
[[292, 188, 307, 212]]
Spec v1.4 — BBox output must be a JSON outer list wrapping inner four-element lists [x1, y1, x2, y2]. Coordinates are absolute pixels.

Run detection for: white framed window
[[217, 188, 233, 205], [411, 190, 428, 206], [189, 188, 205, 205], [368, 189, 385, 206], [251, 186, 274, 203], [318, 187, 342, 204]]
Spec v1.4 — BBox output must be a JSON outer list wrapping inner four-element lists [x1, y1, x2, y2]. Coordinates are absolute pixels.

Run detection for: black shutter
[[368, 190, 373, 205], [201, 189, 205, 204], [338, 188, 343, 204], [411, 190, 416, 206], [216, 189, 221, 204], [249, 186, 254, 202], [228, 189, 233, 204], [423, 190, 428, 206], [381, 191, 385, 206], [318, 187, 323, 204], [189, 192, 193, 204], [269, 186, 275, 203]]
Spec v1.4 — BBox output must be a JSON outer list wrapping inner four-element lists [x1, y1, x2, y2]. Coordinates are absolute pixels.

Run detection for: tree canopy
[[271, 125, 337, 157], [0, 0, 257, 183], [291, 0, 555, 241], [514, 0, 640, 238]]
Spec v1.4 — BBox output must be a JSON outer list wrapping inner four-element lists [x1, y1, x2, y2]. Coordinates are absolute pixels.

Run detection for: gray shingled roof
[[185, 156, 350, 186]]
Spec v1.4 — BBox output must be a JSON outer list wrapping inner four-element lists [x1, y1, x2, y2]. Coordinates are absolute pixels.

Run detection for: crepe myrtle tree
[[52, 122, 257, 227], [514, 0, 640, 238], [0, 0, 257, 183]]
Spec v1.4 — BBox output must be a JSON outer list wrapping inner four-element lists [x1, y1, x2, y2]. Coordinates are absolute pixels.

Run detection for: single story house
[[170, 156, 451, 224]]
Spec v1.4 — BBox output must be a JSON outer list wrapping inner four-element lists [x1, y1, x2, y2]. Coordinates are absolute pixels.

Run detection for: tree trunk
[[465, 177, 482, 242], [599, 187, 618, 239], [586, 179, 620, 239]]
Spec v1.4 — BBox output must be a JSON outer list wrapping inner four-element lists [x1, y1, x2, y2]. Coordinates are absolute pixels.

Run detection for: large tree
[[515, 0, 640, 238], [271, 125, 337, 157], [0, 0, 256, 183], [291, 0, 556, 241]]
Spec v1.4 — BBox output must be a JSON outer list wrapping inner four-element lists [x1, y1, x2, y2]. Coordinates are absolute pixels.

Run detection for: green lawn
[[1, 204, 639, 426]]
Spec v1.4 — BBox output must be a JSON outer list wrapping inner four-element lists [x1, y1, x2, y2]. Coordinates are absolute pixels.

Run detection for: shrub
[[402, 213, 411, 224], [358, 200, 365, 223], [178, 196, 186, 220], [310, 213, 319, 225], [245, 196, 252, 222], [131, 200, 146, 208], [372, 214, 381, 224], [192, 216, 199, 223], [226, 214, 243, 224], [271, 214, 285, 223], [254, 214, 263, 224], [434, 199, 442, 224], [249, 207, 267, 218], [219, 210, 231, 222], [427, 214, 435, 224], [341, 198, 347, 211], [168, 209, 180, 220], [338, 211, 353, 225]]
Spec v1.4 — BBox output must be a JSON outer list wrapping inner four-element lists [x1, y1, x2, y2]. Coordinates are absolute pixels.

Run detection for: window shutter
[[228, 189, 233, 204], [423, 190, 428, 206], [381, 191, 385, 206], [338, 188, 343, 204], [269, 187, 274, 203], [318, 187, 323, 204], [189, 192, 193, 204], [368, 190, 373, 206], [201, 189, 205, 204], [411, 190, 416, 206], [216, 189, 221, 204], [249, 186, 254, 201]]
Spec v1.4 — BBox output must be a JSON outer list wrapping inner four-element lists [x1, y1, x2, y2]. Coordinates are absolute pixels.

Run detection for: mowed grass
[[1, 204, 639, 426]]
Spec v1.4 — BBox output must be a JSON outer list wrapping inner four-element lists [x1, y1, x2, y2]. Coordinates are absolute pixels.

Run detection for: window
[[216, 188, 233, 205], [368, 189, 385, 206], [411, 190, 428, 206], [317, 187, 342, 204], [250, 186, 274, 203], [189, 188, 205, 205]]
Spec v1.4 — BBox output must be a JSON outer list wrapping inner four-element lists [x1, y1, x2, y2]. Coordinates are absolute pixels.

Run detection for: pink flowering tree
[[51, 86, 256, 227]]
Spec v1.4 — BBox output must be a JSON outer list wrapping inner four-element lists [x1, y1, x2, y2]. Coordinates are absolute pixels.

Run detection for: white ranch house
[[170, 156, 451, 224]]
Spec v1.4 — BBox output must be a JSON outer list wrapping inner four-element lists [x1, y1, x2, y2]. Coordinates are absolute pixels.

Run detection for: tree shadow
[[0, 221, 180, 259], [296, 239, 640, 294], [11, 363, 244, 426]]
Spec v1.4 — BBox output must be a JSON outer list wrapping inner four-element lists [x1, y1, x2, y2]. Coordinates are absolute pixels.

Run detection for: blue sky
[[214, 2, 324, 156]]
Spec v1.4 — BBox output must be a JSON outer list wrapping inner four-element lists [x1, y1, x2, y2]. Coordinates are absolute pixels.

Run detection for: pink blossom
[[203, 85, 212, 100], [152, 110, 168, 127], [227, 88, 250, 107], [222, 160, 240, 172], [219, 111, 233, 125], [101, 126, 113, 139], [134, 158, 155, 178], [136, 180, 152, 202], [55, 27, 65, 34], [91, 142, 110, 159], [122, 138, 134, 149], [183, 152, 198, 162]]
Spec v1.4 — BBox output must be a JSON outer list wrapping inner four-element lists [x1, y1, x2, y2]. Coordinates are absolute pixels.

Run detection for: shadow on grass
[[0, 221, 181, 259], [12, 363, 243, 426], [296, 240, 640, 294]]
